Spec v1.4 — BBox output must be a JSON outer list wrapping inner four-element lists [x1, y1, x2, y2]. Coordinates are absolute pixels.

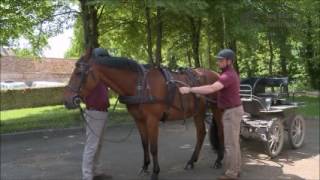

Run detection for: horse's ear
[[83, 48, 93, 61]]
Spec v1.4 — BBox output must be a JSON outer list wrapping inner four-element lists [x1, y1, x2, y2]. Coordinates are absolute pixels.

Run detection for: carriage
[[239, 77, 306, 157]]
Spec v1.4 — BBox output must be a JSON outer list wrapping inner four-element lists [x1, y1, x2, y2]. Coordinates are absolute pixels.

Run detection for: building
[[0, 56, 76, 83]]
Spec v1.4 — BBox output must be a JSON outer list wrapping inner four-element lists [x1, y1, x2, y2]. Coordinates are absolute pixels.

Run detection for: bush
[[0, 87, 65, 110]]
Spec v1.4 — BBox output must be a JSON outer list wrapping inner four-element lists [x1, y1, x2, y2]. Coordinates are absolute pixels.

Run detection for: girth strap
[[119, 95, 156, 104], [183, 68, 201, 114], [119, 63, 156, 105], [160, 67, 177, 109]]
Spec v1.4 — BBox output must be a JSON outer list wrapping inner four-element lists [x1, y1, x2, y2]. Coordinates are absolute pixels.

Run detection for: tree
[[1, 0, 77, 55], [63, 0, 318, 89], [79, 0, 104, 49]]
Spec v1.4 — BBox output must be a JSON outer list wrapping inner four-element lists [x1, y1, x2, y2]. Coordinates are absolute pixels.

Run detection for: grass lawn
[[294, 95, 319, 119], [0, 98, 132, 134], [0, 96, 318, 134]]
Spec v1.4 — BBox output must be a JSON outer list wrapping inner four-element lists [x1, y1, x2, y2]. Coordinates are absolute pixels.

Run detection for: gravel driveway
[[1, 118, 319, 180]]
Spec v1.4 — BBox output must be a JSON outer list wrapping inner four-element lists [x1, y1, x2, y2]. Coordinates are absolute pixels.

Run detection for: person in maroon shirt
[[82, 82, 112, 180], [179, 49, 243, 180]]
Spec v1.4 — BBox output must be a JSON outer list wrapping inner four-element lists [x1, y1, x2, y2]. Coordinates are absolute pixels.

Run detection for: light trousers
[[82, 110, 108, 180], [222, 105, 244, 177]]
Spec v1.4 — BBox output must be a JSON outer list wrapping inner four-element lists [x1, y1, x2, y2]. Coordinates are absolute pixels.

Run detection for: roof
[[241, 77, 289, 87]]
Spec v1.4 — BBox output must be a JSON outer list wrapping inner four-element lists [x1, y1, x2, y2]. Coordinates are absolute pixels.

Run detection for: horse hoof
[[211, 162, 222, 169], [184, 163, 194, 170], [151, 173, 158, 180]]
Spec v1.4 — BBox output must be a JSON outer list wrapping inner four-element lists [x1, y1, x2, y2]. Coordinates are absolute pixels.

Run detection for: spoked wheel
[[288, 115, 305, 149], [265, 120, 284, 158]]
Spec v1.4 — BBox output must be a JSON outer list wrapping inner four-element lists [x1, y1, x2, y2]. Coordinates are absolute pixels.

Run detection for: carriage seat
[[240, 84, 270, 116], [241, 95, 268, 117]]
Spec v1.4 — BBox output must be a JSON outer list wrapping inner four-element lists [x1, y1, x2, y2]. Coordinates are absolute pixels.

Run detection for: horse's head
[[63, 48, 102, 109]]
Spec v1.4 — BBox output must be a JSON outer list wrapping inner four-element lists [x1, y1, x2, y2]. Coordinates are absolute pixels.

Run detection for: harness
[[118, 64, 156, 105], [117, 64, 203, 122], [68, 48, 216, 123]]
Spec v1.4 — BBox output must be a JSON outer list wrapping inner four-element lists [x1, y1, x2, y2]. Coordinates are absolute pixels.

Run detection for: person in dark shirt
[[82, 82, 112, 180], [179, 49, 243, 180]]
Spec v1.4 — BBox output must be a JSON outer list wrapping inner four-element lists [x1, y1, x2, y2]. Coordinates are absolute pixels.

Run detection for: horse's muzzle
[[64, 96, 82, 109]]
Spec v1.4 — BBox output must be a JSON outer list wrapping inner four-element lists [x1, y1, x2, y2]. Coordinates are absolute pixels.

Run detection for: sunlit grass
[[0, 96, 318, 134], [0, 97, 132, 134], [294, 96, 319, 119]]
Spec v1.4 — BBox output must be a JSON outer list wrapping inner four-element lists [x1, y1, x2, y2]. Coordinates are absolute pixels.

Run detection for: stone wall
[[0, 56, 76, 83]]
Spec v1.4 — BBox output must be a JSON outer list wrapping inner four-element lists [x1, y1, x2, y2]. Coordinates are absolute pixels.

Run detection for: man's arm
[[179, 81, 224, 95]]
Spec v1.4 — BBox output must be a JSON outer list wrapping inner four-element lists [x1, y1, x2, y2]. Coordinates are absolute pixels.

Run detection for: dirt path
[[1, 118, 319, 180]]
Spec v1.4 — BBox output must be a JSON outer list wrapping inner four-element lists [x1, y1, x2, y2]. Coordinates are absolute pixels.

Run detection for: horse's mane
[[92, 48, 143, 72], [94, 56, 144, 72], [90, 48, 195, 74]]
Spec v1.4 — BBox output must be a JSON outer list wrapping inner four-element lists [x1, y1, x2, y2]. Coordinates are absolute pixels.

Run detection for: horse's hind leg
[[211, 108, 224, 169], [185, 113, 206, 170], [134, 118, 150, 174]]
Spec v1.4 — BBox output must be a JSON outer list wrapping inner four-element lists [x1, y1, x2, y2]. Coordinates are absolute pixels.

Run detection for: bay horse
[[63, 48, 224, 180]]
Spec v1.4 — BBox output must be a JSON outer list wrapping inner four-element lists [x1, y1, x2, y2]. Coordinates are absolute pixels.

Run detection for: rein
[[77, 97, 135, 143]]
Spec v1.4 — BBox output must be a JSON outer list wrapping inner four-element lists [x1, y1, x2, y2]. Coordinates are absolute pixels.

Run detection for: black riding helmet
[[215, 49, 235, 61], [93, 48, 110, 58]]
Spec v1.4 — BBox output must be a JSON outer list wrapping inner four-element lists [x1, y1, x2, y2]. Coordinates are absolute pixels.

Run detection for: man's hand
[[179, 87, 191, 94]]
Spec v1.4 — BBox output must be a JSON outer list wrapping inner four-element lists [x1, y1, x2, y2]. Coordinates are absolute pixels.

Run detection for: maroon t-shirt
[[217, 66, 242, 109], [84, 82, 109, 111]]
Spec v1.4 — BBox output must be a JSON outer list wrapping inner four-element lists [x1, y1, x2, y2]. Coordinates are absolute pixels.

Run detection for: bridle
[[66, 60, 92, 94], [66, 57, 135, 143]]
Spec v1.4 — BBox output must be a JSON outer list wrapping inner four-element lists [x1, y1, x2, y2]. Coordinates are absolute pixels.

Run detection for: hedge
[[0, 87, 65, 110], [0, 87, 119, 111]]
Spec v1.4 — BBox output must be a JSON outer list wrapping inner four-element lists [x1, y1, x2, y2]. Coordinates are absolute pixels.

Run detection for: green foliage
[[295, 96, 320, 119], [1, 87, 65, 110], [3, 0, 317, 89], [64, 17, 84, 58], [1, 0, 77, 55], [12, 48, 36, 58]]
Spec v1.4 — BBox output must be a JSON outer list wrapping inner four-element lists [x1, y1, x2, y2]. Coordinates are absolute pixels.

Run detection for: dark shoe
[[237, 172, 241, 178], [217, 174, 239, 180], [93, 174, 113, 180]]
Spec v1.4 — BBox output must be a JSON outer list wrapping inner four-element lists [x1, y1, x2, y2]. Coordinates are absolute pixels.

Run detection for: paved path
[[1, 119, 319, 180]]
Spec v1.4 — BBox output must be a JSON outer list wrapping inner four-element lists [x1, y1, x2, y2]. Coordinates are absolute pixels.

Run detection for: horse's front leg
[[185, 113, 206, 170], [134, 118, 150, 175], [147, 117, 160, 180]]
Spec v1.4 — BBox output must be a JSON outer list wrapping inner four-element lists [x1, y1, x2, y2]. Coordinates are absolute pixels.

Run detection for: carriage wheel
[[265, 120, 284, 158], [288, 115, 305, 149]]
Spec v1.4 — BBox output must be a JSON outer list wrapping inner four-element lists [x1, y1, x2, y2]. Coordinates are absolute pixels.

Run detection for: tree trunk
[[221, 10, 227, 48], [305, 17, 319, 89], [189, 17, 201, 68], [187, 49, 192, 67], [155, 7, 163, 67], [206, 24, 213, 69], [227, 40, 239, 74], [279, 40, 288, 76], [80, 0, 99, 49], [267, 32, 274, 76], [145, 4, 154, 65]]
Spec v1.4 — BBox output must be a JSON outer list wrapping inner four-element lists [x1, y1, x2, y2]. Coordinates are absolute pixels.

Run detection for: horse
[[63, 48, 224, 180]]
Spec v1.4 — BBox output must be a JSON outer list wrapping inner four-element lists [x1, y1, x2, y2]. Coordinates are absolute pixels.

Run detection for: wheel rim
[[268, 123, 283, 154], [290, 117, 304, 145]]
